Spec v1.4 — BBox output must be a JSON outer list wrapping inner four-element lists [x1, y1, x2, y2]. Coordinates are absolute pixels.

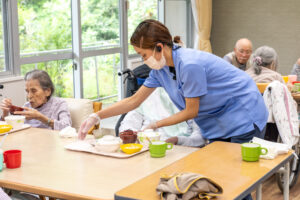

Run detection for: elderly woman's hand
[[0, 98, 12, 119], [15, 107, 43, 120]]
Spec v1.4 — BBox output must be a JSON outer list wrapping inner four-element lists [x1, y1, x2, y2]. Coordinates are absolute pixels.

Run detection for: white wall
[[165, 0, 187, 45], [0, 76, 26, 110]]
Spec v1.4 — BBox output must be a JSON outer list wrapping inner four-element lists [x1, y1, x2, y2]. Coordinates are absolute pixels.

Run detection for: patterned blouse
[[24, 97, 71, 130]]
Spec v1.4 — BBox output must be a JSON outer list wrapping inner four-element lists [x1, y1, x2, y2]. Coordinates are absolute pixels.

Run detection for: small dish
[[94, 136, 121, 152], [0, 125, 13, 134], [120, 143, 143, 154]]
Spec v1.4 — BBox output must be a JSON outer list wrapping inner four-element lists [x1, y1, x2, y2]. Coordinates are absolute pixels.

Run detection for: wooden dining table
[[115, 141, 294, 200], [0, 127, 198, 200]]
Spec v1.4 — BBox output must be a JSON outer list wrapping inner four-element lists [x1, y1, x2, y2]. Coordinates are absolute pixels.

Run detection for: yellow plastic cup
[[282, 76, 289, 83]]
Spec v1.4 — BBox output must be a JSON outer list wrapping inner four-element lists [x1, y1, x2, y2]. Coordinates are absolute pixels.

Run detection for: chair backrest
[[256, 83, 270, 94], [63, 98, 102, 131]]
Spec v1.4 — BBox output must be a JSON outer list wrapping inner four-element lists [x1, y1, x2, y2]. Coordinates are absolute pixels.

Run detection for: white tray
[[0, 123, 31, 135], [64, 139, 148, 158]]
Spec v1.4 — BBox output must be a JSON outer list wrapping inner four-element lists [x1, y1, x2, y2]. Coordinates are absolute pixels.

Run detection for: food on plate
[[94, 135, 121, 152], [120, 143, 143, 154], [119, 129, 137, 144], [9, 105, 24, 114]]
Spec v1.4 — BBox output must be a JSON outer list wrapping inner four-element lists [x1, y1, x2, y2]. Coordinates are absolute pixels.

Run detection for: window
[[81, 0, 120, 50], [18, 0, 72, 56], [127, 0, 158, 54], [1, 0, 161, 103], [83, 54, 120, 103]]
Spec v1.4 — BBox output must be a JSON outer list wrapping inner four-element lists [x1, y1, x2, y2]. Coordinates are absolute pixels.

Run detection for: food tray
[[0, 123, 31, 135], [64, 139, 148, 158]]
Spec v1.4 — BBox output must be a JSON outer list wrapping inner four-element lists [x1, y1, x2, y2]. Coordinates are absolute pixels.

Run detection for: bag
[[156, 172, 223, 200]]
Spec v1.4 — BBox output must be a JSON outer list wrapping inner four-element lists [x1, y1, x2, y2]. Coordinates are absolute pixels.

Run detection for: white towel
[[251, 137, 290, 159], [59, 126, 77, 138]]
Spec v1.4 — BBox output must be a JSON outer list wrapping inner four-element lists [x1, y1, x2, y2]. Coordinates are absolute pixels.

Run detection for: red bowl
[[10, 105, 24, 114], [292, 81, 300, 85]]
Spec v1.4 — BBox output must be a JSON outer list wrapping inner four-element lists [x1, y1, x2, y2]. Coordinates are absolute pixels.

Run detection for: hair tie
[[254, 56, 263, 66]]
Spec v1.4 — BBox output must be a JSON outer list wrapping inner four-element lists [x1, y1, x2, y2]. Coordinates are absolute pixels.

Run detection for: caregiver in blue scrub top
[[78, 19, 268, 144]]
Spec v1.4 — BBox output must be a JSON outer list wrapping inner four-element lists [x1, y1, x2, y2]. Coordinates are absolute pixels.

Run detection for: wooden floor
[[251, 174, 300, 199]]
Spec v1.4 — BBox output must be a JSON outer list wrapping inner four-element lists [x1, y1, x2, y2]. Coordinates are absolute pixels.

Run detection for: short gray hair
[[252, 46, 278, 75], [24, 70, 55, 99]]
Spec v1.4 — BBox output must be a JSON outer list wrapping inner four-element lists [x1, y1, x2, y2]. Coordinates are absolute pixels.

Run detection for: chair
[[256, 82, 270, 94], [63, 98, 102, 134]]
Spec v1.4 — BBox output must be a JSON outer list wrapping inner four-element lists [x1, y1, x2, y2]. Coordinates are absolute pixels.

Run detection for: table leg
[[283, 161, 290, 200], [256, 184, 262, 200]]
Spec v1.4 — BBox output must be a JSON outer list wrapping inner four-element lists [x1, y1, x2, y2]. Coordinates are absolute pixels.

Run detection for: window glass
[[21, 60, 73, 98], [0, 2, 5, 72], [81, 0, 120, 50], [18, 0, 72, 56], [83, 54, 120, 103], [128, 0, 158, 54]]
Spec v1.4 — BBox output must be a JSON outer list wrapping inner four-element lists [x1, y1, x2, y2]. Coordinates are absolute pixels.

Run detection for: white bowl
[[94, 136, 121, 152], [137, 130, 161, 147], [4, 115, 25, 129]]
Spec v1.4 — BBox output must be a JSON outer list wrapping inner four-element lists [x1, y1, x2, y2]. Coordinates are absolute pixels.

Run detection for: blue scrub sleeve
[[181, 63, 207, 98], [143, 70, 161, 88]]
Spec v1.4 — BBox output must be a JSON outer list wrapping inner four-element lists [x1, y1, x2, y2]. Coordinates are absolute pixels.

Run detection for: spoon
[[146, 137, 152, 145], [0, 133, 8, 148]]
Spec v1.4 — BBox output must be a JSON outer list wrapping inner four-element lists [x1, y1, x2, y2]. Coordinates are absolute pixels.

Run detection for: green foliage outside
[[9, 0, 157, 102]]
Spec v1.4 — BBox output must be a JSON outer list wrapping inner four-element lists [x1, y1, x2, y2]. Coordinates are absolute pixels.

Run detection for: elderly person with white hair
[[0, 69, 71, 130], [246, 46, 284, 83], [223, 38, 253, 71]]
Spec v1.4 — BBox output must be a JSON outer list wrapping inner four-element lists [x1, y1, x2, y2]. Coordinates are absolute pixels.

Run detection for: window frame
[[0, 0, 164, 100]]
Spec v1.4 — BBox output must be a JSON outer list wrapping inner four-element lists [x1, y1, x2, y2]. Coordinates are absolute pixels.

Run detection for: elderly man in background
[[223, 38, 253, 71], [291, 58, 300, 81]]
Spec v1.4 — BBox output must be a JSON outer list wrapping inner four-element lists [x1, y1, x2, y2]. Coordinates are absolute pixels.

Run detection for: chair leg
[[39, 195, 46, 200]]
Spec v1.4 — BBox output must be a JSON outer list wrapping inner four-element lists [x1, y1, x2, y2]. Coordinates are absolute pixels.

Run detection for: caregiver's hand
[[78, 113, 100, 140]]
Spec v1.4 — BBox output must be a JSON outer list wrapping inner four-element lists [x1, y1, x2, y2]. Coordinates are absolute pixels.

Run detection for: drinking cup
[[3, 150, 22, 168], [282, 76, 289, 83], [288, 75, 297, 83], [241, 143, 268, 162], [149, 141, 173, 158]]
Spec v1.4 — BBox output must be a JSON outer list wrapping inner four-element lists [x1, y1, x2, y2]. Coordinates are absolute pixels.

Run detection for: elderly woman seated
[[0, 69, 71, 130], [119, 87, 205, 147], [246, 45, 284, 83]]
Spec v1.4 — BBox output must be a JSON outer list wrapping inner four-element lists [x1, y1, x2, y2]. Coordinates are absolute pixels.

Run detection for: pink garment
[[24, 97, 71, 130], [246, 67, 284, 83]]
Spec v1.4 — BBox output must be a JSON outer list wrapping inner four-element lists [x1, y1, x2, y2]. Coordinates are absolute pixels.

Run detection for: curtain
[[191, 0, 212, 53]]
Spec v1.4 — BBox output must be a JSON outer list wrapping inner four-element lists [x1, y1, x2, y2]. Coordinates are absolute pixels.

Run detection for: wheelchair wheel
[[276, 136, 300, 192]]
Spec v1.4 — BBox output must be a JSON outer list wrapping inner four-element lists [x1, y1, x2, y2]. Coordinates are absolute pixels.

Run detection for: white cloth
[[59, 126, 77, 138], [263, 81, 299, 147], [252, 137, 289, 159], [119, 88, 205, 147]]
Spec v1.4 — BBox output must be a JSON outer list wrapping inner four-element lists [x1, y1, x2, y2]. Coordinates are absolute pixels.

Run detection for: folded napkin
[[59, 126, 77, 138], [156, 172, 223, 200], [251, 137, 290, 159]]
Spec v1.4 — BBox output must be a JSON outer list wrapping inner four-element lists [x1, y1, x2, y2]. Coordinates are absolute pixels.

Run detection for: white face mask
[[144, 50, 166, 70]]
